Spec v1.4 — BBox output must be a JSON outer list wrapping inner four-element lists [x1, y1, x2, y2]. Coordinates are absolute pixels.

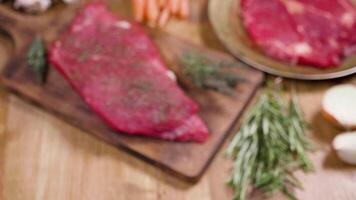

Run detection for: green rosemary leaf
[[27, 36, 48, 84], [180, 52, 244, 96], [226, 84, 314, 200], [282, 186, 298, 200]]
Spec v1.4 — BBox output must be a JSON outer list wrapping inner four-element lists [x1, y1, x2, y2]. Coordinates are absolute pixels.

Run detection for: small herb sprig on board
[[226, 82, 314, 200], [180, 52, 244, 95], [27, 36, 48, 84]]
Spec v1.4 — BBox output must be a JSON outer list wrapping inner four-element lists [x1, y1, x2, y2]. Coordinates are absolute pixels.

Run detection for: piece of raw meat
[[241, 0, 356, 68], [158, 115, 209, 142], [49, 2, 209, 142]]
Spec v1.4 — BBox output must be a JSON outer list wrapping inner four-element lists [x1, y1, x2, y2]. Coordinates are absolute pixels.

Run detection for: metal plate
[[208, 0, 356, 80]]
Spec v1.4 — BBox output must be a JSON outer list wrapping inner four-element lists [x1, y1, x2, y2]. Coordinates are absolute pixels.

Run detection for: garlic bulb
[[333, 131, 356, 165], [322, 84, 356, 129], [62, 0, 78, 4], [14, 0, 52, 13], [12, 0, 78, 13]]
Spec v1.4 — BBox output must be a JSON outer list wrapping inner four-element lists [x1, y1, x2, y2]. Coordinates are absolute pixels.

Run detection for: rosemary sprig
[[27, 36, 48, 84], [226, 86, 314, 200], [180, 52, 244, 95]]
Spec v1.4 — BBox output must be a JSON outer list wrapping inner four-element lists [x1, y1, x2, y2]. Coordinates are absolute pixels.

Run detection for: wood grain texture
[[0, 0, 356, 200], [0, 1, 263, 181]]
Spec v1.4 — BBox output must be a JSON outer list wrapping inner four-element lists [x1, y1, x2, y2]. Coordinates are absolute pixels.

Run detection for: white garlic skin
[[14, 0, 51, 13], [333, 131, 356, 165], [12, 0, 77, 13], [322, 84, 356, 128], [62, 0, 78, 4], [166, 70, 177, 82]]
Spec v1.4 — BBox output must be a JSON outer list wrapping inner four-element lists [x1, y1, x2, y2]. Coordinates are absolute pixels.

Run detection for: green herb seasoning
[[226, 85, 314, 200], [27, 36, 48, 84], [180, 52, 244, 96]]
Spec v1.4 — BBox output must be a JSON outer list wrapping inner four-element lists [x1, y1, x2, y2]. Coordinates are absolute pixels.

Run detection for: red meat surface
[[157, 115, 209, 143], [49, 2, 209, 142], [241, 0, 356, 68]]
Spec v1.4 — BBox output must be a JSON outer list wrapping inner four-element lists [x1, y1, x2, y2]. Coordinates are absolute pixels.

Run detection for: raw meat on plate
[[49, 2, 209, 142], [241, 0, 356, 68]]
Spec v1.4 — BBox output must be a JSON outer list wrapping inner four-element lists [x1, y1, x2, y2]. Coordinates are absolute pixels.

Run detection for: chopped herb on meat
[[27, 36, 48, 84]]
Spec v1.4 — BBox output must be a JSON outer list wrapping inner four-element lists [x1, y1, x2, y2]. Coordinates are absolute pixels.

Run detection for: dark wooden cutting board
[[0, 1, 264, 181]]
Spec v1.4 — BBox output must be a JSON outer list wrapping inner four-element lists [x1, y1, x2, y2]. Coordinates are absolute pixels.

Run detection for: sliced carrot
[[133, 0, 146, 22], [158, 8, 170, 28], [147, 0, 160, 27], [179, 0, 189, 19]]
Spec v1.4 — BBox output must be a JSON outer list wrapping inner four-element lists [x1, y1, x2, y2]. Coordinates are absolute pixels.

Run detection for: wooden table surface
[[1, 1, 356, 200]]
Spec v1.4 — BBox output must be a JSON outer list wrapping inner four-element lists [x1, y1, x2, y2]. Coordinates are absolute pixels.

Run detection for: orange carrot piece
[[133, 0, 146, 22], [158, 8, 170, 27], [158, 0, 166, 9], [179, 0, 189, 19], [147, 0, 160, 27], [169, 0, 180, 14]]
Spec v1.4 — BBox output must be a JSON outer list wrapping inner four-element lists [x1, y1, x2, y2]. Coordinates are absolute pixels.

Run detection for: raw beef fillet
[[49, 2, 209, 142], [241, 0, 356, 68]]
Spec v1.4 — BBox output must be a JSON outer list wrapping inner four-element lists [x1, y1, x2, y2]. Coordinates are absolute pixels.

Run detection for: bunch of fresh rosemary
[[226, 85, 314, 200], [180, 52, 244, 95], [27, 36, 48, 84]]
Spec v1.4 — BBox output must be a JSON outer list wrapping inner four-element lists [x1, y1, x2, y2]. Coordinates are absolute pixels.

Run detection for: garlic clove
[[166, 70, 177, 81], [332, 131, 356, 165], [322, 84, 356, 130]]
